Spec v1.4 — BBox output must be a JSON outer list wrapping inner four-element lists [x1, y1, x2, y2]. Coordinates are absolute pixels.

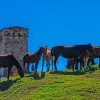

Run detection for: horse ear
[[46, 45, 48, 48], [45, 46, 48, 49], [88, 43, 91, 45]]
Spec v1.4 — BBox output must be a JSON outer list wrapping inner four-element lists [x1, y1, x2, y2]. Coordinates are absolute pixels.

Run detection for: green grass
[[0, 70, 100, 100]]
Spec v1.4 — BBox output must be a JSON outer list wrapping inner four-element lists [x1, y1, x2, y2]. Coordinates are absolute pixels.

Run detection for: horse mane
[[10, 54, 22, 70], [24, 47, 42, 56]]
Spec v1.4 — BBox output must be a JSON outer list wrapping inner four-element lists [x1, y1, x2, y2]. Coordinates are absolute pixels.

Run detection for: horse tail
[[51, 49, 54, 56]]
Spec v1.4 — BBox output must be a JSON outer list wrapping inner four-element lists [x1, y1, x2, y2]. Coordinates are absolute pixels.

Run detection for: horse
[[66, 56, 90, 71], [87, 46, 100, 68], [23, 46, 46, 74], [66, 56, 85, 71], [0, 54, 24, 80], [42, 46, 54, 72], [51, 44, 94, 71], [66, 58, 75, 70]]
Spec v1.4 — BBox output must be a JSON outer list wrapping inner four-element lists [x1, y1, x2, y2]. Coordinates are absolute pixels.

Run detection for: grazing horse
[[0, 54, 24, 80], [42, 46, 54, 72], [51, 44, 94, 71], [23, 47, 46, 74]]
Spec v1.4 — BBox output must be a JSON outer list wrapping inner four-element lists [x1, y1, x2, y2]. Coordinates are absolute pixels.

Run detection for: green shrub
[[80, 65, 98, 73], [80, 68, 85, 74], [89, 65, 98, 72]]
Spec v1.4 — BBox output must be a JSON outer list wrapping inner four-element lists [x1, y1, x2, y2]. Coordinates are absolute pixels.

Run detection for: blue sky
[[0, 0, 100, 71], [0, 0, 100, 52]]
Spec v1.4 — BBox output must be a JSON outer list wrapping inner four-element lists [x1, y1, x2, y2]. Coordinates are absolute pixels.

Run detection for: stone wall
[[0, 26, 28, 76]]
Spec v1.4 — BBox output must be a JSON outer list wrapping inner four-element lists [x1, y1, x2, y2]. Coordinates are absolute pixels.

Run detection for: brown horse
[[51, 44, 94, 71], [0, 54, 24, 80], [88, 46, 100, 68], [23, 47, 46, 74], [67, 46, 98, 71], [42, 46, 54, 72]]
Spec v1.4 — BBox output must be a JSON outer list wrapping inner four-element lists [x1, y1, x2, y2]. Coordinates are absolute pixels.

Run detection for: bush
[[80, 65, 98, 74], [89, 65, 98, 72], [80, 68, 85, 74]]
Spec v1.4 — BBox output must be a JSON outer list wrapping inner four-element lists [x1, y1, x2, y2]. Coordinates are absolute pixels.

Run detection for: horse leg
[[49, 61, 50, 71], [72, 63, 75, 72], [51, 58, 53, 71], [46, 60, 50, 72], [75, 60, 78, 70], [84, 56, 89, 69], [35, 62, 38, 74], [48, 61, 50, 72], [27, 63, 31, 74], [66, 59, 70, 70], [42, 59, 44, 72], [79, 58, 84, 70], [54, 57, 58, 71], [31, 63, 35, 73], [99, 57, 100, 69], [91, 58, 95, 65], [80, 59, 84, 70], [7, 66, 12, 80], [46, 61, 48, 72]]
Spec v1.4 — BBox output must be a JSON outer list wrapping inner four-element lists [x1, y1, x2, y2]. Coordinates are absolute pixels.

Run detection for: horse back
[[0, 54, 14, 68], [93, 46, 100, 58]]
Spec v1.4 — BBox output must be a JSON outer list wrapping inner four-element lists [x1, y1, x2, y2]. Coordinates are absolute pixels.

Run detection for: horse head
[[11, 54, 24, 78], [39, 46, 48, 55], [17, 66, 24, 78], [86, 44, 94, 56]]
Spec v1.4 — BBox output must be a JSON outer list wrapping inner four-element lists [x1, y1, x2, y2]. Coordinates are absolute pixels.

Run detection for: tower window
[[18, 33, 20, 37], [23, 33, 25, 36], [13, 33, 15, 36], [18, 33, 23, 37], [8, 33, 10, 35]]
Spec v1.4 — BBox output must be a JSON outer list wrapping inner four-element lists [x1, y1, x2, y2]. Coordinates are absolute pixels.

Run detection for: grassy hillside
[[0, 70, 100, 100]]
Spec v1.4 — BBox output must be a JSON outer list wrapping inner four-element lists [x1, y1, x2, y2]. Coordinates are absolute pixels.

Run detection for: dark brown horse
[[23, 47, 46, 74], [66, 56, 90, 71], [67, 46, 99, 71], [0, 54, 24, 80], [51, 44, 94, 71], [88, 46, 100, 68]]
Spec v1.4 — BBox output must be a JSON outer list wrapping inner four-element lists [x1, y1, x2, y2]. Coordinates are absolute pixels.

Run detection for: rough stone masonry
[[0, 26, 28, 76]]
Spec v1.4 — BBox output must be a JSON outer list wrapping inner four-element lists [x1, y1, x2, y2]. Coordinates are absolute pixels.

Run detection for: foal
[[23, 47, 45, 74], [42, 46, 54, 72]]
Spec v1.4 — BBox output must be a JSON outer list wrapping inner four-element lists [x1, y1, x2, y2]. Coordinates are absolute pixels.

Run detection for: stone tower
[[0, 26, 28, 76]]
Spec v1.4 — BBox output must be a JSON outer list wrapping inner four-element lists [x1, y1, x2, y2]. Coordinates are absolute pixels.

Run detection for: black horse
[[23, 46, 46, 74], [51, 44, 94, 71], [0, 54, 24, 80]]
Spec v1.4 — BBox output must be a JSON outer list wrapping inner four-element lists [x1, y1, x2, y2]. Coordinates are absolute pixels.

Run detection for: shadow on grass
[[25, 72, 46, 80], [33, 72, 45, 80], [0, 78, 20, 91], [50, 70, 85, 75]]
